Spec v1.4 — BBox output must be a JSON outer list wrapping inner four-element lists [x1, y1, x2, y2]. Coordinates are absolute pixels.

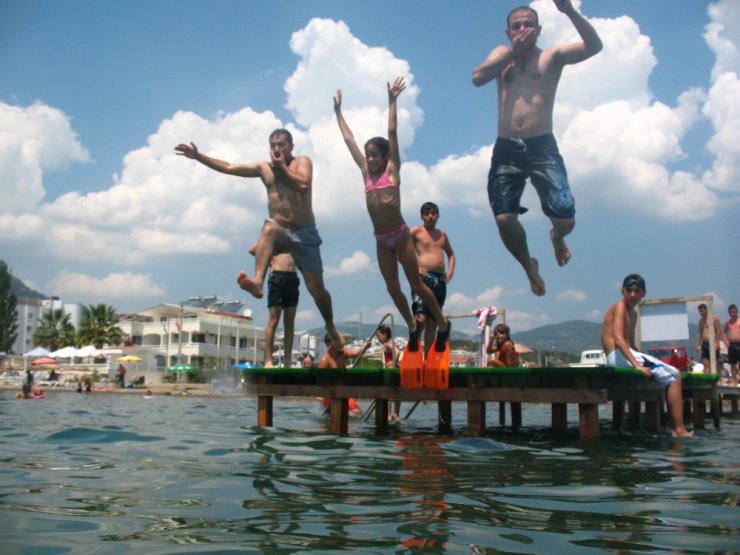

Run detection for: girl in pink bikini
[[334, 77, 450, 352]]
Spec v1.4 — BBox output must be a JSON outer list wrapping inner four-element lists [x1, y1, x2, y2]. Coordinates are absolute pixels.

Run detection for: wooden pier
[[244, 366, 720, 439]]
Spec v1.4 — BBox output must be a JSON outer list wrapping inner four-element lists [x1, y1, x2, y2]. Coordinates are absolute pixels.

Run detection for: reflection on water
[[0, 391, 738, 553]]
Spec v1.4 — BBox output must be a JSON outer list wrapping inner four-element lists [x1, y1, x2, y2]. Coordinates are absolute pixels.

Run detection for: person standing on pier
[[722, 304, 739, 386], [411, 202, 455, 356]]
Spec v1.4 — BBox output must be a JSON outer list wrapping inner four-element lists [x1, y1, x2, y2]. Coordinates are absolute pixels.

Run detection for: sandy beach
[[0, 382, 244, 398]]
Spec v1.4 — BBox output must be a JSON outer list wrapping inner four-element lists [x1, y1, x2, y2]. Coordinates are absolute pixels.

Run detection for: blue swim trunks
[[264, 219, 324, 274], [267, 270, 300, 309], [487, 133, 575, 219], [412, 271, 447, 320]]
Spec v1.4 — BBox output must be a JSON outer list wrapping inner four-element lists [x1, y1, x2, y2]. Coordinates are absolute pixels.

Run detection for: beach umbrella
[[32, 357, 58, 367], [50, 346, 77, 359], [168, 363, 195, 373], [24, 347, 51, 357], [514, 343, 534, 354], [117, 355, 143, 363], [232, 362, 258, 370], [74, 345, 99, 358]]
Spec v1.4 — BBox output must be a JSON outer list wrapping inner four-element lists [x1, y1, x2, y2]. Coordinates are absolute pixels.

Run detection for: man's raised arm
[[554, 0, 603, 65]]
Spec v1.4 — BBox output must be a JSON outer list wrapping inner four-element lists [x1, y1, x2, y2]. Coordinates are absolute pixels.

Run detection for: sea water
[[0, 390, 738, 554]]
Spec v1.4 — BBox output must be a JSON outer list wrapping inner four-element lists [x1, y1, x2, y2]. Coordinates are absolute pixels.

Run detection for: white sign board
[[640, 302, 689, 341]]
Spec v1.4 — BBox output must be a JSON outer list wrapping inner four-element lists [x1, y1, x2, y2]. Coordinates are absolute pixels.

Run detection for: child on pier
[[601, 274, 692, 437], [333, 77, 450, 355]]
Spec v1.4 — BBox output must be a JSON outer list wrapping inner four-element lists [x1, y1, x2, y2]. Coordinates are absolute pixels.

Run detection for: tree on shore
[[77, 303, 123, 348], [33, 309, 76, 351], [0, 261, 18, 353]]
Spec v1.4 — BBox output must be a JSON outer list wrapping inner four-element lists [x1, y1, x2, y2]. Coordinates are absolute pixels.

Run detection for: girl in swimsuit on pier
[[334, 77, 450, 352]]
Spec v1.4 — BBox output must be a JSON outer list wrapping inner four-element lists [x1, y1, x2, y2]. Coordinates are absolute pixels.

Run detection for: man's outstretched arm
[[175, 142, 264, 178]]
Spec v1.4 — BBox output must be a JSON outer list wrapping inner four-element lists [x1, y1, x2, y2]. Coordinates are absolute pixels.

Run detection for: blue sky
[[1, 0, 738, 338]]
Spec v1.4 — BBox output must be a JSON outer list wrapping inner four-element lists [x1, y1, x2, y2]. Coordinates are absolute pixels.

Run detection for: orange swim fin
[[424, 344, 449, 389], [424, 320, 451, 389], [400, 343, 424, 388]]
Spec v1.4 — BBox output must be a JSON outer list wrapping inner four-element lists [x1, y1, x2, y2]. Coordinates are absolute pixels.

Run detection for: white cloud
[[556, 289, 587, 302], [701, 1, 740, 194], [323, 250, 373, 277], [705, 0, 740, 79], [0, 102, 89, 213], [505, 310, 552, 333], [47, 270, 166, 302], [586, 309, 602, 320], [295, 310, 315, 324]]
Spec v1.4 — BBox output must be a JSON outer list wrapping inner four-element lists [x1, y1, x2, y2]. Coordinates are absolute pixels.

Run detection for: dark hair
[[420, 201, 439, 215], [493, 323, 510, 338], [698, 303, 707, 310], [269, 128, 293, 144], [622, 274, 646, 291], [377, 324, 392, 339], [507, 6, 538, 27], [364, 136, 390, 158], [729, 304, 737, 311]]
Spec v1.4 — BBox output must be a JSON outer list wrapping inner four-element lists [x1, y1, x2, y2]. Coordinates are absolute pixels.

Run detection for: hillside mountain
[[318, 319, 700, 357], [9, 273, 46, 300]]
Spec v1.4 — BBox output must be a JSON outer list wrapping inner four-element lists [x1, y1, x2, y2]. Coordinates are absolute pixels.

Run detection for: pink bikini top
[[365, 172, 396, 193]]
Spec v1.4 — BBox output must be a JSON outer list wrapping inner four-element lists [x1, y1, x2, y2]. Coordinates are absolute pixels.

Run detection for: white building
[[116, 303, 265, 370], [12, 297, 83, 355]]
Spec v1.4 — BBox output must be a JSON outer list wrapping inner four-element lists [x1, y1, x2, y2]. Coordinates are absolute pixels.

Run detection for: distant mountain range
[[317, 319, 700, 357], [8, 273, 46, 300]]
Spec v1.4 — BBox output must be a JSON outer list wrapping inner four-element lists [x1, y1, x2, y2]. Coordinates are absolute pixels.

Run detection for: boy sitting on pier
[[601, 274, 692, 437]]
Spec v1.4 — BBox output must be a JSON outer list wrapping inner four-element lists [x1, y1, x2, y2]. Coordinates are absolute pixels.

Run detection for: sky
[[1, 0, 738, 338]]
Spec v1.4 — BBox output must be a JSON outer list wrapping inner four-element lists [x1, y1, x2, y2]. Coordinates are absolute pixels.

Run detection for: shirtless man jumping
[[175, 129, 344, 347], [472, 0, 602, 295]]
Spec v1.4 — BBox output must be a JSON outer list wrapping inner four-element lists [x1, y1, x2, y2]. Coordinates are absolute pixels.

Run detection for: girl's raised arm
[[387, 76, 406, 174], [333, 89, 367, 177]]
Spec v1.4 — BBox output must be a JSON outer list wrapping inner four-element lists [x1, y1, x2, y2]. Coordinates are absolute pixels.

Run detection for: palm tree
[[32, 308, 76, 351], [77, 303, 123, 348]]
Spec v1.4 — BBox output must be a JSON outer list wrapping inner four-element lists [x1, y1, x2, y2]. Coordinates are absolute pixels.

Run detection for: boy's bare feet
[[672, 429, 694, 438], [236, 271, 264, 298], [327, 326, 346, 348], [434, 319, 451, 352], [526, 258, 546, 296], [550, 227, 573, 267], [408, 325, 420, 352]]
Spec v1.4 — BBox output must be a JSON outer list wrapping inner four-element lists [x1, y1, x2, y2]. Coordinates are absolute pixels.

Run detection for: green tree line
[[1, 261, 123, 353]]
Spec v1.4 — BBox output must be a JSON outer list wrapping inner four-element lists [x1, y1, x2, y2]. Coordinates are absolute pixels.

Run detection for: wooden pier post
[[330, 398, 349, 434], [578, 403, 599, 439], [552, 403, 568, 438], [467, 401, 486, 436], [257, 395, 273, 427]]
